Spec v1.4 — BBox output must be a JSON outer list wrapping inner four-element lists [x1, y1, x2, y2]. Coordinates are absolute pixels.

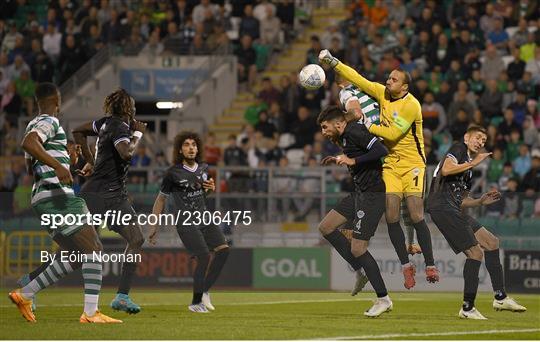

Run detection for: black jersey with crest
[[428, 142, 473, 211], [82, 116, 131, 196], [339, 120, 384, 191], [160, 162, 210, 212]]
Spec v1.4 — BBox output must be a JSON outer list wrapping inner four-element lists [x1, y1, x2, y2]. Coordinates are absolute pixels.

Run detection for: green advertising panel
[[253, 247, 330, 289]]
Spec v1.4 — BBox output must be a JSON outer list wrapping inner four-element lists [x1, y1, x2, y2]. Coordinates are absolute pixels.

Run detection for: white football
[[299, 64, 326, 90]]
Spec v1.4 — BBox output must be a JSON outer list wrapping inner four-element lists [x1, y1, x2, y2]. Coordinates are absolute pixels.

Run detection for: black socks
[[412, 220, 435, 266], [463, 259, 481, 311], [387, 222, 409, 265]]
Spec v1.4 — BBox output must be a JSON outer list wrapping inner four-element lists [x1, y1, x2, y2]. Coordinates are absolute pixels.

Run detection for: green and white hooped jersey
[[339, 84, 381, 125], [24, 114, 74, 204]]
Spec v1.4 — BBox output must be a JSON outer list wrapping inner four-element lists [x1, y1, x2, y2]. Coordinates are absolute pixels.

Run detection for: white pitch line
[[314, 328, 540, 340], [0, 297, 421, 308]]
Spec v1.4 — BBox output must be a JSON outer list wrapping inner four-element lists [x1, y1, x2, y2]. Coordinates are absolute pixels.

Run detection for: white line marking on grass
[[315, 328, 540, 340], [0, 297, 421, 308]]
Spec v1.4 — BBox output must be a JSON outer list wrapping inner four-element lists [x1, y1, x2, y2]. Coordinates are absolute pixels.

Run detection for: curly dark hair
[[172, 131, 203, 165], [103, 88, 135, 119]]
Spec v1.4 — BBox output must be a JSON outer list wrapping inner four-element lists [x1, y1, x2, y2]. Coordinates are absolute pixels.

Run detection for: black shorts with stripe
[[428, 208, 478, 254], [333, 182, 385, 241]]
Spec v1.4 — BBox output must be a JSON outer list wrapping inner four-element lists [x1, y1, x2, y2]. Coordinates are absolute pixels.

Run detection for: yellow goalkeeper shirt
[[335, 62, 426, 169]]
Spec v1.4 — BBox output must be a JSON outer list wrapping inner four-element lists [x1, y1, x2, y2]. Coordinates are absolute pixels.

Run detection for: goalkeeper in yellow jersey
[[320, 49, 439, 289]]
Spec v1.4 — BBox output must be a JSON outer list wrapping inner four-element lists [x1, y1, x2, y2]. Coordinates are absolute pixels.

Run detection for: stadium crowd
[[1, 0, 540, 220]]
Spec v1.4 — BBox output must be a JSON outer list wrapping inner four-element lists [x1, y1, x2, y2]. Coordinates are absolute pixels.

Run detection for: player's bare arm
[[441, 152, 492, 176], [22, 132, 72, 185], [72, 121, 97, 167], [461, 190, 502, 208], [115, 120, 147, 161]]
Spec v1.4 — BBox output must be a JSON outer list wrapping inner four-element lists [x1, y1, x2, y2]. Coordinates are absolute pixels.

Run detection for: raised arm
[[115, 120, 147, 161], [441, 152, 492, 177], [72, 121, 97, 166], [319, 49, 385, 101]]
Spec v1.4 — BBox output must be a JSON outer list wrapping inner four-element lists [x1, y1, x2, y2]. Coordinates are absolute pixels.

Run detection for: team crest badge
[[356, 210, 365, 219], [413, 168, 420, 176], [202, 173, 208, 181]]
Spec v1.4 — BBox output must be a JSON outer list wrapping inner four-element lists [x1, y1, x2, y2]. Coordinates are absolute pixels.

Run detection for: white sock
[[84, 294, 99, 316]]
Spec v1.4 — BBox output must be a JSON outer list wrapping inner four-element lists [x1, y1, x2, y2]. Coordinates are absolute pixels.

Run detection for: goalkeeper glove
[[318, 49, 339, 68]]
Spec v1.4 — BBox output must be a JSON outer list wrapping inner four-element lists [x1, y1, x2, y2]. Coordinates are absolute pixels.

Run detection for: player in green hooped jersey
[[8, 83, 121, 324], [337, 78, 421, 294]]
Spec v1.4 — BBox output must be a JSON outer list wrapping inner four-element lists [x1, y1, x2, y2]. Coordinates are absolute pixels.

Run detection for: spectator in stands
[[522, 116, 538, 147], [514, 144, 532, 178], [479, 79, 503, 119], [306, 35, 322, 65], [163, 21, 183, 55], [131, 145, 151, 167], [481, 44, 505, 81], [141, 30, 164, 57], [524, 46, 540, 84], [42, 22, 62, 64], [239, 4, 260, 41], [421, 92, 446, 134], [6, 54, 29, 81], [449, 109, 470, 141], [83, 24, 103, 59], [321, 22, 343, 50], [224, 134, 248, 166], [7, 34, 24, 64], [1, 21, 21, 54], [101, 9, 122, 44], [124, 29, 144, 56], [506, 129, 523, 161], [388, 0, 406, 25], [503, 178, 522, 218], [507, 48, 526, 82], [255, 110, 277, 139], [58, 34, 84, 83], [190, 33, 209, 55], [260, 5, 281, 49], [487, 17, 509, 52], [290, 106, 318, 149], [512, 18, 530, 47], [254, 0, 276, 22], [206, 24, 230, 52], [204, 132, 221, 166], [14, 69, 35, 115], [522, 155, 540, 192], [192, 0, 218, 26], [447, 88, 475, 124], [31, 51, 54, 83], [1, 81, 22, 127], [498, 108, 521, 142], [259, 77, 280, 106], [80, 6, 99, 38], [235, 34, 257, 88], [139, 13, 154, 40], [488, 147, 505, 183]]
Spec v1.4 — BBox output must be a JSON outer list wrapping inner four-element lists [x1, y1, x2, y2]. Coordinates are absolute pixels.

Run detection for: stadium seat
[[478, 216, 498, 230], [254, 44, 271, 71], [519, 218, 538, 236], [496, 218, 520, 236]]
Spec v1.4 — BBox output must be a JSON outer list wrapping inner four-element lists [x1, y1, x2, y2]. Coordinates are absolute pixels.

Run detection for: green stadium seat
[[477, 216, 498, 230], [519, 218, 538, 236], [146, 183, 160, 193], [496, 218, 520, 236], [127, 184, 144, 193], [520, 200, 535, 218], [490, 116, 504, 127]]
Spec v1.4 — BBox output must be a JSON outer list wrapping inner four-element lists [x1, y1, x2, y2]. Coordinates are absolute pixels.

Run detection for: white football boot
[[188, 303, 209, 313], [458, 307, 487, 320], [202, 292, 215, 311], [351, 269, 369, 296], [364, 296, 393, 317], [493, 297, 527, 312]]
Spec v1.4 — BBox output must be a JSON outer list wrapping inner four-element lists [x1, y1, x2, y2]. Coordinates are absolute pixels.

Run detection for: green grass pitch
[[1, 289, 539, 340]]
